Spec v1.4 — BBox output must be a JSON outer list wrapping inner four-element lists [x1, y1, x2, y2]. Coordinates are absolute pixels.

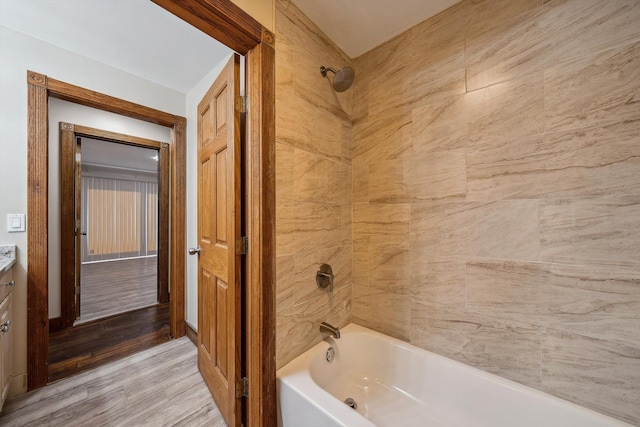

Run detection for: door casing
[[27, 1, 276, 426], [59, 124, 171, 329], [27, 74, 186, 387]]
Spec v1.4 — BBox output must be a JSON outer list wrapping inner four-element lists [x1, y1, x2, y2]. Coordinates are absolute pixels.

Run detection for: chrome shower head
[[320, 65, 355, 92]]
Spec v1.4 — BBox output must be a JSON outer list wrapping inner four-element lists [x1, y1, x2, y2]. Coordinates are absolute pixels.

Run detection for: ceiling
[[0, 0, 463, 90], [290, 0, 463, 58], [0, 0, 231, 93]]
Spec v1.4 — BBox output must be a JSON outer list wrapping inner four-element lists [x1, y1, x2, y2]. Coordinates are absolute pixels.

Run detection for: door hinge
[[235, 95, 248, 113], [236, 236, 248, 255], [236, 377, 249, 398]]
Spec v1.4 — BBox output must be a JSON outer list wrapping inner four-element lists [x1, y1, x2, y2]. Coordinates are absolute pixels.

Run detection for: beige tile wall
[[274, 0, 353, 369], [351, 0, 640, 424]]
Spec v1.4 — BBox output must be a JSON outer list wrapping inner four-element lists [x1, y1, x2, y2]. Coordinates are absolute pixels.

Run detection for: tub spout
[[320, 322, 341, 339]]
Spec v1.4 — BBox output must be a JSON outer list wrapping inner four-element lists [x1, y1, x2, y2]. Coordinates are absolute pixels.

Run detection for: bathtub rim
[[277, 323, 633, 427]]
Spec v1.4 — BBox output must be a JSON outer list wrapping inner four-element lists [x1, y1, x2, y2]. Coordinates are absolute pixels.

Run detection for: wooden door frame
[[59, 124, 171, 329], [27, 73, 186, 390], [150, 2, 276, 426], [28, 1, 276, 425]]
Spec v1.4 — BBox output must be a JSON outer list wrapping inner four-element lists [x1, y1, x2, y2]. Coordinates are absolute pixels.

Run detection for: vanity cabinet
[[0, 268, 11, 306], [0, 268, 13, 412]]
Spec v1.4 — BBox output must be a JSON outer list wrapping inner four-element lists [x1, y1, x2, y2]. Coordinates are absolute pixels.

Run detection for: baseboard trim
[[185, 323, 197, 346], [49, 317, 62, 333]]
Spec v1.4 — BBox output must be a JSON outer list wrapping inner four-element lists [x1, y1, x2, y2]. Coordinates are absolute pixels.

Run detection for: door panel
[[74, 137, 82, 319], [197, 53, 242, 426]]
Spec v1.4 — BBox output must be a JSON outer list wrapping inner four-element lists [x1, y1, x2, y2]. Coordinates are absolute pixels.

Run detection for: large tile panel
[[367, 158, 411, 203], [293, 149, 351, 205], [406, 2, 467, 110], [275, 142, 294, 203], [276, 255, 295, 311], [466, 0, 640, 91], [293, 245, 352, 304], [353, 203, 410, 247], [545, 41, 640, 133], [540, 197, 640, 270], [352, 285, 411, 340], [410, 200, 540, 261], [353, 109, 413, 164], [412, 73, 544, 154], [276, 287, 351, 369], [466, 259, 640, 347], [363, 32, 414, 117], [367, 244, 412, 294], [276, 200, 342, 256], [410, 300, 542, 386], [540, 0, 640, 66], [464, 0, 541, 40], [408, 148, 466, 201], [411, 255, 466, 309], [542, 330, 640, 425], [467, 121, 640, 200]]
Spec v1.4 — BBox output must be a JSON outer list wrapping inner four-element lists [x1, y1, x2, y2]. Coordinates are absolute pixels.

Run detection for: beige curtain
[[82, 176, 158, 262]]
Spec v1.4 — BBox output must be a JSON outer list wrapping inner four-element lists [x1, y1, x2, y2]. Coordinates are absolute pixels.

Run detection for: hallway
[[1, 338, 225, 426], [79, 257, 159, 324]]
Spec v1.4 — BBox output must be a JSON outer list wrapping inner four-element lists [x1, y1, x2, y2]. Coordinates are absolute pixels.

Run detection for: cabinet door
[[0, 269, 11, 308], [0, 292, 11, 411]]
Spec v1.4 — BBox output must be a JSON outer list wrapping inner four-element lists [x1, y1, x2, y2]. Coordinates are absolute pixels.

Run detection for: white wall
[[0, 26, 185, 397], [47, 99, 171, 318], [184, 54, 232, 330]]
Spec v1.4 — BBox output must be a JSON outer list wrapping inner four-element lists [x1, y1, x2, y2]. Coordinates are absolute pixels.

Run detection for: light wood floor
[[79, 257, 158, 324], [1, 337, 226, 426]]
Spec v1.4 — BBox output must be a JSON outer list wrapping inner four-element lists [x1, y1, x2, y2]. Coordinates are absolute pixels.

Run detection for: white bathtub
[[277, 323, 631, 427]]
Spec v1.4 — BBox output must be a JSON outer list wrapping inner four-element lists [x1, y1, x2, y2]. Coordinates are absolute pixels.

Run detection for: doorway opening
[[26, 1, 276, 424], [49, 122, 172, 382], [77, 139, 161, 324]]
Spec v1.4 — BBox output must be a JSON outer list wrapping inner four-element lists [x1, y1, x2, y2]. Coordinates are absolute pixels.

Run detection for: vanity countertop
[[0, 245, 16, 275]]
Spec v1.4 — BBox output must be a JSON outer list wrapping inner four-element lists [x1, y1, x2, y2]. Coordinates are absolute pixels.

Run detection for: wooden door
[[60, 127, 83, 328], [197, 53, 243, 426], [74, 137, 82, 319]]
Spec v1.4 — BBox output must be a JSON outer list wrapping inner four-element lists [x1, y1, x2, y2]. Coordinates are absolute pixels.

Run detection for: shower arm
[[320, 66, 338, 77]]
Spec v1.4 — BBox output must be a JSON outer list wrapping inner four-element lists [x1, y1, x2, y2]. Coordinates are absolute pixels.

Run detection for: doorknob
[[188, 247, 201, 255], [1, 320, 11, 333]]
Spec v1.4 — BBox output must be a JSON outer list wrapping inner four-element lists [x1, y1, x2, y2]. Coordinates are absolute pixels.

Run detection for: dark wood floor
[[79, 257, 158, 324], [49, 304, 170, 383]]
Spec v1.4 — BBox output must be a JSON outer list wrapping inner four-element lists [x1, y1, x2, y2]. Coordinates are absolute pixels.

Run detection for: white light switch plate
[[7, 214, 26, 232]]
